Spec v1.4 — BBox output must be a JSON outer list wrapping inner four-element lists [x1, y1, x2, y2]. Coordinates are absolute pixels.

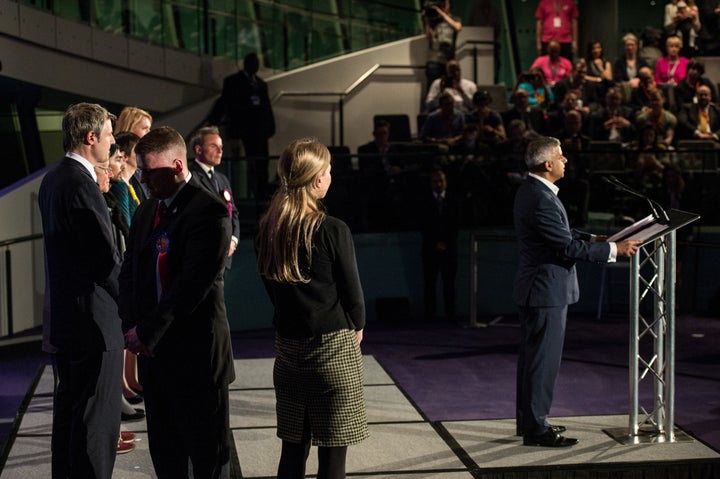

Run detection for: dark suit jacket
[[119, 182, 234, 387], [129, 171, 148, 203], [677, 103, 720, 140], [552, 78, 601, 111], [39, 157, 123, 352], [188, 161, 240, 269], [590, 105, 636, 142], [208, 70, 275, 141], [613, 56, 649, 83], [420, 190, 460, 256], [512, 176, 610, 308], [357, 142, 398, 175]]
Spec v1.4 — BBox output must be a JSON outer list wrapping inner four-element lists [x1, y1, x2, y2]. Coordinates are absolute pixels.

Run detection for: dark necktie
[[153, 201, 166, 229], [208, 169, 220, 194]]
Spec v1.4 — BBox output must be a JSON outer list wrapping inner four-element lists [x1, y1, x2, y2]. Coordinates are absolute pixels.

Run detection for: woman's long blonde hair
[[256, 138, 331, 283]]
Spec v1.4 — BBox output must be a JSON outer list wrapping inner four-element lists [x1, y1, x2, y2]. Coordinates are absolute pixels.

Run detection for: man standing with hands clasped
[[119, 126, 235, 477], [513, 137, 641, 447]]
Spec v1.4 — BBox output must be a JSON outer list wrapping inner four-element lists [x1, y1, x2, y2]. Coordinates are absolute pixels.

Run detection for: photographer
[[423, 0, 462, 91], [426, 60, 477, 114], [514, 67, 555, 109]]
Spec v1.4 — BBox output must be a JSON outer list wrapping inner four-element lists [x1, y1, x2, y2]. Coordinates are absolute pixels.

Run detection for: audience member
[[420, 92, 465, 146], [189, 126, 241, 269], [423, 0, 463, 88], [698, 0, 720, 55], [468, 90, 507, 144], [530, 39, 573, 86], [209, 52, 276, 200], [547, 89, 588, 135], [451, 123, 485, 157], [631, 124, 668, 189], [677, 84, 720, 140], [655, 35, 690, 86], [39, 102, 123, 478], [674, 60, 718, 107], [514, 67, 555, 110], [119, 126, 235, 478], [426, 59, 477, 115], [665, 0, 701, 58], [636, 88, 677, 146], [630, 66, 659, 112], [585, 40, 613, 83], [556, 110, 591, 226], [613, 33, 649, 88], [421, 170, 460, 321], [357, 120, 399, 174], [590, 87, 636, 143], [640, 27, 665, 69], [502, 89, 546, 136], [552, 59, 601, 113], [535, 0, 579, 59]]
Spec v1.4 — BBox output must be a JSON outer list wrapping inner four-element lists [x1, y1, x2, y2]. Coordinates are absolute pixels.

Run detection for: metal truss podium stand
[[603, 209, 699, 445]]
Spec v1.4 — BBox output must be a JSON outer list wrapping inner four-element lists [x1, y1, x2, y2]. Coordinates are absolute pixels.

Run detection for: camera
[[520, 71, 539, 82]]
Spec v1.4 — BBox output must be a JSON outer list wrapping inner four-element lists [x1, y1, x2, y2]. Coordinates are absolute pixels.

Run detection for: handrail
[[0, 233, 43, 248], [1, 233, 43, 337], [271, 63, 426, 146]]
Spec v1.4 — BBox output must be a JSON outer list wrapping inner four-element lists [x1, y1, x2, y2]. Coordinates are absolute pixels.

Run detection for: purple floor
[[1, 313, 719, 468], [232, 313, 720, 452]]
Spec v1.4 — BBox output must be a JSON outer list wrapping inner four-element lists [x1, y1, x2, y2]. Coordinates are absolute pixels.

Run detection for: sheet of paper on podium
[[607, 210, 700, 243]]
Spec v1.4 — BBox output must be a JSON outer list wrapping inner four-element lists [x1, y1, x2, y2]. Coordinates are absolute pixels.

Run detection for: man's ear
[[85, 130, 96, 146]]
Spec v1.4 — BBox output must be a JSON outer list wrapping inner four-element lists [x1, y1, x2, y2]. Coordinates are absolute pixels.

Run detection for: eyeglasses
[[95, 165, 112, 173]]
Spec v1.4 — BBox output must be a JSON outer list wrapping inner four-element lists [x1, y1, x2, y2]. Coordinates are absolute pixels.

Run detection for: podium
[[603, 209, 700, 444]]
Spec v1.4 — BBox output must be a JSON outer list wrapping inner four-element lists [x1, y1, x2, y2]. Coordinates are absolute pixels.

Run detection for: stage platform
[[2, 357, 718, 478]]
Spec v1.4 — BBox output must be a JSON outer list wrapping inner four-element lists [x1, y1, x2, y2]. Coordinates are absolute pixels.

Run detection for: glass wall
[[18, 0, 423, 72]]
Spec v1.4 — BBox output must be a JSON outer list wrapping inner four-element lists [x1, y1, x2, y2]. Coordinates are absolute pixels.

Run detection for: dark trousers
[[422, 249, 457, 320], [51, 348, 123, 479], [143, 372, 232, 479], [241, 135, 270, 201], [516, 304, 567, 436], [277, 414, 348, 479]]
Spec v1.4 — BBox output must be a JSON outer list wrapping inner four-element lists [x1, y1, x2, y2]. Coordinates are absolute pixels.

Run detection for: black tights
[[277, 440, 347, 479]]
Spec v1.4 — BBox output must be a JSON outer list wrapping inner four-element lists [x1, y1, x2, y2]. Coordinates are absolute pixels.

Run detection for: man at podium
[[513, 136, 641, 447]]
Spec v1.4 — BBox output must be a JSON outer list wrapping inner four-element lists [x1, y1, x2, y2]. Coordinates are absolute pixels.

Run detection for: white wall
[[0, 171, 46, 336], [265, 27, 494, 156]]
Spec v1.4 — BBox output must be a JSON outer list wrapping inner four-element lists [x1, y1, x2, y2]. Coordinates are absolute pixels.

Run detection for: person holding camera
[[425, 60, 477, 115], [514, 67, 555, 110], [423, 0, 462, 91]]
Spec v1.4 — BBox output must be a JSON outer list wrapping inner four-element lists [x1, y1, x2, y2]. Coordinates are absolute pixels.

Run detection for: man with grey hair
[[189, 125, 240, 269], [39, 102, 123, 477], [513, 136, 640, 447]]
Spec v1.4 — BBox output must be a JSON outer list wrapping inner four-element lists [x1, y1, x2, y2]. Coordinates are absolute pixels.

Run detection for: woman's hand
[[356, 329, 364, 345]]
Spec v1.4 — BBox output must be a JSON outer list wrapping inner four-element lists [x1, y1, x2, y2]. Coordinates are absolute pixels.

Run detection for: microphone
[[602, 175, 670, 224]]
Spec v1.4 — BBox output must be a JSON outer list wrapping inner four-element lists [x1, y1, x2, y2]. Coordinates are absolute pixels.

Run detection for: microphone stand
[[602, 175, 670, 224]]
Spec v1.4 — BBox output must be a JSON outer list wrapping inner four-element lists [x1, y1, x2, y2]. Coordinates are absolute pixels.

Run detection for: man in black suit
[[209, 52, 275, 200], [677, 84, 720, 141], [39, 103, 124, 478], [421, 170, 460, 321], [189, 126, 240, 269], [513, 137, 640, 447], [119, 127, 235, 478]]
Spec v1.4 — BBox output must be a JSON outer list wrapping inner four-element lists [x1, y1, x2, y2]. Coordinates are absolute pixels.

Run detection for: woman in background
[[586, 40, 613, 83], [256, 138, 368, 479]]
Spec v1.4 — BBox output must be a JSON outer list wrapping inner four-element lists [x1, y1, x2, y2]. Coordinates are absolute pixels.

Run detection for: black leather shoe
[[523, 429, 578, 447], [516, 424, 566, 436], [121, 408, 145, 422]]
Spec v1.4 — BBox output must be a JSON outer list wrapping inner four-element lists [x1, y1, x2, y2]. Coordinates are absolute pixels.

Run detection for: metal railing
[[0, 233, 43, 338]]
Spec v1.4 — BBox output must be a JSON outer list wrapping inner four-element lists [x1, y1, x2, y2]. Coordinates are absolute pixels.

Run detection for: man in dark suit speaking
[[513, 136, 640, 447], [39, 103, 123, 478], [188, 126, 240, 270], [119, 127, 235, 477]]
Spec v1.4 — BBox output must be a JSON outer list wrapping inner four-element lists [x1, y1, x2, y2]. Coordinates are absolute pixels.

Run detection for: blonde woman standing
[[256, 138, 368, 479]]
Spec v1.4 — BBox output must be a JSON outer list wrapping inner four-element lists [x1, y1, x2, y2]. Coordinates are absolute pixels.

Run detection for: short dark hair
[[190, 125, 221, 151], [135, 126, 187, 163], [687, 60, 705, 75], [114, 131, 140, 157]]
